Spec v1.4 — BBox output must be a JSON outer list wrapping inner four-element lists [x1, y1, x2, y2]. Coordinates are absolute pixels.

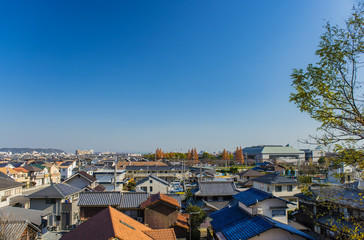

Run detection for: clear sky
[[0, 0, 357, 153]]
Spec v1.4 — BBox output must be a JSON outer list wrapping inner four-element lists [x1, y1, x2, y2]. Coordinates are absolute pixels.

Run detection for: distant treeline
[[0, 148, 65, 153]]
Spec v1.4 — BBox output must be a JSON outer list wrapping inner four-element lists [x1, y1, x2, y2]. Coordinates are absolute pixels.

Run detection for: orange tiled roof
[[144, 229, 177, 240], [175, 213, 189, 230], [0, 167, 18, 174], [61, 206, 176, 240], [13, 167, 29, 173], [140, 192, 180, 209]]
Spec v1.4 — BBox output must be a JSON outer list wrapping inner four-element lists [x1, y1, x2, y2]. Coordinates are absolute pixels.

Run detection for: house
[[210, 203, 314, 240], [135, 175, 170, 194], [237, 169, 264, 188], [61, 206, 177, 240], [140, 193, 189, 239], [117, 161, 168, 169], [43, 163, 61, 184], [327, 164, 359, 184], [252, 162, 286, 174], [78, 191, 122, 221], [251, 173, 300, 210], [93, 168, 126, 191], [125, 165, 189, 182], [12, 167, 31, 188], [195, 180, 240, 201], [27, 183, 83, 230], [295, 184, 364, 239], [0, 167, 29, 188], [0, 206, 51, 234], [193, 180, 239, 214], [22, 165, 50, 187], [63, 171, 106, 192], [233, 188, 294, 224], [78, 191, 182, 221], [59, 161, 77, 180], [0, 220, 41, 240], [0, 177, 23, 208]]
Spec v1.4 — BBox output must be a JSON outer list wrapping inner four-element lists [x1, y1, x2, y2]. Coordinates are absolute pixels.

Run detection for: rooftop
[[251, 173, 297, 185], [60, 206, 176, 240], [27, 183, 82, 199], [195, 180, 240, 196]]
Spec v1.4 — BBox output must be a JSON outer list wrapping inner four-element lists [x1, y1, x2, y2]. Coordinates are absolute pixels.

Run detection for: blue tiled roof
[[210, 204, 250, 231], [233, 188, 272, 206], [234, 188, 295, 206], [210, 204, 314, 240], [221, 215, 272, 240]]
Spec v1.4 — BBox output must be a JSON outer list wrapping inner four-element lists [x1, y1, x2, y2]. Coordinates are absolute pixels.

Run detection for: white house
[[0, 177, 23, 208], [251, 173, 300, 210], [210, 188, 314, 240], [135, 175, 170, 194], [93, 168, 126, 191]]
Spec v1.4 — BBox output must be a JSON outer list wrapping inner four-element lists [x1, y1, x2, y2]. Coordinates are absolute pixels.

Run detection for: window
[[149, 186, 153, 192], [46, 199, 56, 204], [55, 215, 61, 221], [149, 180, 153, 183], [141, 187, 147, 192], [287, 185, 293, 192], [275, 186, 282, 192], [4, 190, 12, 196], [272, 209, 286, 217]]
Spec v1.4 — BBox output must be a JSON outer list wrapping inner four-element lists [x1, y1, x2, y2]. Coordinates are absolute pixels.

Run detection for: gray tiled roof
[[77, 191, 182, 209], [78, 192, 122, 206], [0, 177, 22, 191], [0, 206, 51, 226], [120, 192, 150, 208], [0, 221, 30, 240], [27, 183, 82, 198], [251, 174, 297, 185], [195, 181, 240, 196], [238, 169, 264, 177]]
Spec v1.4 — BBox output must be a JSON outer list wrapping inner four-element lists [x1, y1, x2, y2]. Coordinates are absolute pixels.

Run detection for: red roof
[[140, 192, 181, 209], [61, 206, 177, 240]]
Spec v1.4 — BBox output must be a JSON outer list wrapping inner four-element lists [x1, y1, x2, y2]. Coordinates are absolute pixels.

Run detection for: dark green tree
[[186, 205, 206, 229]]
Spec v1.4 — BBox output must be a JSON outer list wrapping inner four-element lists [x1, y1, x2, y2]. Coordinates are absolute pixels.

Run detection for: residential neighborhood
[[1, 1, 364, 240], [0, 145, 363, 240]]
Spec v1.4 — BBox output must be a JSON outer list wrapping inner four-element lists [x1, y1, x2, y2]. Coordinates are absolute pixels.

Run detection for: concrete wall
[[0, 186, 22, 208], [30, 198, 61, 227], [249, 228, 307, 240]]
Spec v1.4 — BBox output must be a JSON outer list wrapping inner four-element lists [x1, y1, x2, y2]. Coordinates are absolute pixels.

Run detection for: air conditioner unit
[[257, 208, 263, 215], [137, 217, 143, 222]]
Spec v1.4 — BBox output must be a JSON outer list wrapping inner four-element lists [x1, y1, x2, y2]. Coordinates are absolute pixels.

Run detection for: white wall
[[249, 228, 307, 240], [135, 179, 169, 194]]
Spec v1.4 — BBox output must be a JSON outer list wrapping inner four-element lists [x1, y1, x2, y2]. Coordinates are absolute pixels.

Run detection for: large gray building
[[243, 145, 305, 163]]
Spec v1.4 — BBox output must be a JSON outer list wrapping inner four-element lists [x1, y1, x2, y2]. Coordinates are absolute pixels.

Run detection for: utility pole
[[114, 155, 117, 191]]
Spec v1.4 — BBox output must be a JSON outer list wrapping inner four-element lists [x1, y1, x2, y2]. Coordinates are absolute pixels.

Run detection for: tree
[[234, 146, 244, 164], [201, 152, 211, 159], [290, 4, 364, 146], [186, 205, 206, 229], [193, 148, 199, 163], [187, 149, 192, 160], [221, 149, 229, 160]]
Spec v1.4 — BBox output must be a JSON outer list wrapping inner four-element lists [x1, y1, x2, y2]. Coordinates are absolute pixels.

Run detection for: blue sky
[[0, 0, 356, 153]]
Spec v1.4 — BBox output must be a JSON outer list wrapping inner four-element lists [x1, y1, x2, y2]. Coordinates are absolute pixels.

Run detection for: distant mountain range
[[0, 148, 65, 154]]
